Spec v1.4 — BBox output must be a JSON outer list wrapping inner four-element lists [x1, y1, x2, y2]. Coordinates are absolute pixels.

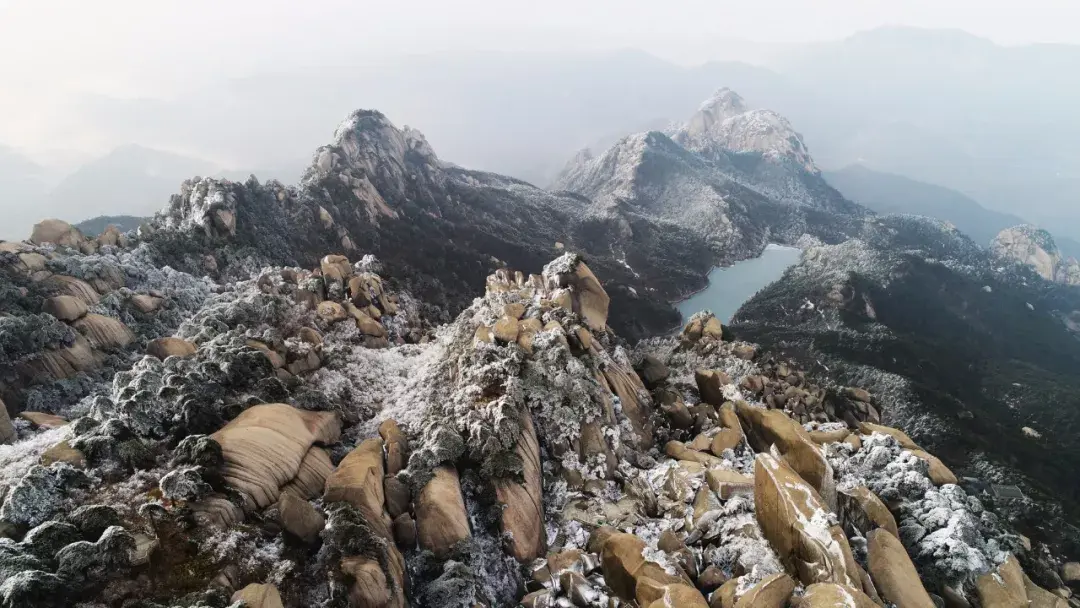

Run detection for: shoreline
[[669, 243, 803, 330]]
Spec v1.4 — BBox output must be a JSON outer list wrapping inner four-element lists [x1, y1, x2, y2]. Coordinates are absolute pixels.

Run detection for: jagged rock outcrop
[[991, 224, 1080, 285], [323, 438, 392, 539]]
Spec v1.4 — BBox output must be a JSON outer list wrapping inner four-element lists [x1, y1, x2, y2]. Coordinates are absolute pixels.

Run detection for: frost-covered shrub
[[69, 418, 154, 474], [0, 464, 91, 528], [170, 435, 223, 469], [0, 569, 70, 608], [21, 521, 80, 561], [0, 314, 75, 365], [159, 466, 212, 501], [66, 505, 121, 541], [55, 525, 135, 584], [833, 433, 1020, 587]]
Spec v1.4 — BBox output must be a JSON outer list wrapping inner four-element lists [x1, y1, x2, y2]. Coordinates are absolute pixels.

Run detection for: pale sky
[[1, 0, 1079, 163]]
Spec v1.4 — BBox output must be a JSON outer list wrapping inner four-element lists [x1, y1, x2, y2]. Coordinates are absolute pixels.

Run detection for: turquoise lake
[[677, 244, 802, 323]]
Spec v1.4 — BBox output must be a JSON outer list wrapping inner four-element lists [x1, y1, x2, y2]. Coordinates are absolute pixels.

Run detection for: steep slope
[[734, 214, 1080, 556], [141, 110, 727, 339], [553, 91, 866, 268]]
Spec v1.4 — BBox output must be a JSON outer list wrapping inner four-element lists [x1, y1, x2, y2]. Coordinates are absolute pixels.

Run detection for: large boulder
[[695, 369, 731, 406], [543, 255, 609, 332], [866, 529, 935, 608], [146, 337, 197, 360], [25, 335, 101, 380], [710, 402, 745, 455], [415, 465, 470, 558], [323, 438, 392, 539], [738, 403, 836, 509], [735, 573, 796, 608], [42, 295, 87, 322], [0, 399, 16, 444], [43, 275, 100, 305], [72, 314, 134, 350], [495, 414, 545, 562], [838, 486, 898, 539], [281, 447, 334, 499], [30, 219, 84, 249], [601, 362, 654, 448], [277, 492, 325, 544], [211, 404, 341, 511], [600, 532, 647, 600], [378, 420, 408, 476], [320, 254, 353, 285], [797, 583, 878, 608], [341, 546, 407, 608], [975, 555, 1028, 608], [754, 453, 858, 587], [231, 583, 284, 608], [909, 449, 959, 486]]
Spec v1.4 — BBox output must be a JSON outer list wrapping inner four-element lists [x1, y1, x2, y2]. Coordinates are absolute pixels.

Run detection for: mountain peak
[[674, 89, 818, 174], [697, 87, 748, 118]]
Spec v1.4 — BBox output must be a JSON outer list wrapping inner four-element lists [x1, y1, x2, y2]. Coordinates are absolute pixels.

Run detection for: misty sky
[[3, 0, 1080, 162]]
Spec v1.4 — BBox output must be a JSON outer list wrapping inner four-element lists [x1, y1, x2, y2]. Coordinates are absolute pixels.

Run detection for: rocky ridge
[[0, 207, 1073, 606], [1, 91, 1078, 608]]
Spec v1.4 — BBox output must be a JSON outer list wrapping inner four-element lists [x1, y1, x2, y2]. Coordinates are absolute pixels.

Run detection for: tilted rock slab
[[866, 529, 935, 608], [754, 453, 858, 587], [415, 465, 471, 558], [739, 402, 837, 510], [495, 413, 545, 562], [323, 438, 392, 539], [211, 403, 341, 511]]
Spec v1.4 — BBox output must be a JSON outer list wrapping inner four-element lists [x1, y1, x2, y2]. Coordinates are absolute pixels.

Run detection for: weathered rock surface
[[734, 573, 796, 608], [42, 295, 87, 322], [72, 314, 135, 350], [231, 583, 285, 608], [277, 492, 325, 544], [739, 402, 836, 508], [30, 219, 85, 248], [754, 453, 857, 587], [323, 438, 392, 539], [414, 465, 470, 558], [146, 337, 197, 360], [866, 529, 935, 608], [495, 413, 545, 562], [211, 403, 341, 511], [798, 583, 878, 608]]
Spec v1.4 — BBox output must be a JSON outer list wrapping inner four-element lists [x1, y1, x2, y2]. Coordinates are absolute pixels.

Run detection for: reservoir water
[[677, 244, 802, 323]]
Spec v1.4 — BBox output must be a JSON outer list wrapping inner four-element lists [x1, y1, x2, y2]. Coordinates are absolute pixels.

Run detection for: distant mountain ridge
[[73, 215, 147, 236], [824, 164, 1080, 259]]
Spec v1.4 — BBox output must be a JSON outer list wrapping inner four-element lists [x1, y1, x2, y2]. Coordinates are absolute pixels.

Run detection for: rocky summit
[[991, 224, 1080, 286], [2, 91, 1080, 608]]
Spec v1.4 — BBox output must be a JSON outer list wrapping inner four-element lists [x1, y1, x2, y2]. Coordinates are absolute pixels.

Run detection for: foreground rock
[[754, 453, 857, 587]]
